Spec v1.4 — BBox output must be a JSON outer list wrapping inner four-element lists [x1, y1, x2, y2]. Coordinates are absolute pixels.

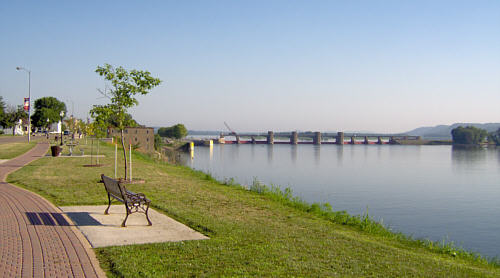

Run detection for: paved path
[[0, 142, 104, 278]]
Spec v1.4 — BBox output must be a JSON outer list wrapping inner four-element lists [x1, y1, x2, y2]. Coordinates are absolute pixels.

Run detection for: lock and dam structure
[[211, 132, 421, 145]]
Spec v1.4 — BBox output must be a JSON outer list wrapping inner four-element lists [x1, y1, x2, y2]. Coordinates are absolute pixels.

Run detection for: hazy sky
[[1, 1, 499, 133]]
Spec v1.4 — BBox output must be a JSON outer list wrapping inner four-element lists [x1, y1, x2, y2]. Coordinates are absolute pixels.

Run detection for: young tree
[[107, 112, 138, 128], [88, 107, 110, 165], [154, 133, 163, 151], [91, 64, 161, 179]]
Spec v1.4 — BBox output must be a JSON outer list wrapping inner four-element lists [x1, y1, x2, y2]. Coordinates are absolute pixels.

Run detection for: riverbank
[[6, 141, 500, 277]]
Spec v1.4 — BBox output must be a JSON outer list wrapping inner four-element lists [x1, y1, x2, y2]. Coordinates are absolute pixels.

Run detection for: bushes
[[451, 126, 488, 145], [489, 128, 500, 145], [158, 124, 188, 139]]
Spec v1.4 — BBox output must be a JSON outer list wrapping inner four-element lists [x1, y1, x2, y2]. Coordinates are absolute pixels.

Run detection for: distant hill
[[406, 123, 500, 139]]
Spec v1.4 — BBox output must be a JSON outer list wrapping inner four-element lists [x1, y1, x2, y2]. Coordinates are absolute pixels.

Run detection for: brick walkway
[[0, 142, 104, 278]]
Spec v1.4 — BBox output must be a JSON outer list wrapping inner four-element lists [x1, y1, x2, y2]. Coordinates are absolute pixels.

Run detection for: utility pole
[[16, 67, 31, 142]]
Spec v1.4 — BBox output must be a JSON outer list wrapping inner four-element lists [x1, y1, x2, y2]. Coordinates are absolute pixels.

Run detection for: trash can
[[51, 146, 62, 157]]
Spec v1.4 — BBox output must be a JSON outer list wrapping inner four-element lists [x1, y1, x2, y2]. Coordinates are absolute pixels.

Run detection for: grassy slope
[[0, 142, 36, 159], [7, 142, 500, 277]]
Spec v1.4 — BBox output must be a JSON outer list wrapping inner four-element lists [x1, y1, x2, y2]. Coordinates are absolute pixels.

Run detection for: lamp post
[[46, 118, 50, 139], [60, 111, 65, 145], [16, 67, 31, 142]]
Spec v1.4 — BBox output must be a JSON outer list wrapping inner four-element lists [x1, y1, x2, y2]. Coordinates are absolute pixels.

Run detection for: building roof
[[109, 126, 154, 129]]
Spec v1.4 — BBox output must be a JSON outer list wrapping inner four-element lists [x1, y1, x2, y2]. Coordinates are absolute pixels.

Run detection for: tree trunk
[[121, 129, 127, 180], [97, 140, 100, 164], [90, 138, 94, 165]]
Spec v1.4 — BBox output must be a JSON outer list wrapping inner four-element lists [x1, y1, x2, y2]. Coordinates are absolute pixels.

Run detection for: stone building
[[107, 127, 155, 153]]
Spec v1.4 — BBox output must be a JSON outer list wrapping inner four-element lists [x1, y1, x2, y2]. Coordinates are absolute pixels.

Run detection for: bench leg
[[121, 203, 130, 227], [145, 202, 152, 226], [121, 214, 129, 227], [104, 193, 111, 215]]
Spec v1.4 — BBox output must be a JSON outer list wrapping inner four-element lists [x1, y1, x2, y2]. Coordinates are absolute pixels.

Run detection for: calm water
[[181, 144, 500, 258]]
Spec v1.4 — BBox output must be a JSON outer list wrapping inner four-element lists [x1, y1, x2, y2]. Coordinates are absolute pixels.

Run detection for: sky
[[1, 0, 499, 133]]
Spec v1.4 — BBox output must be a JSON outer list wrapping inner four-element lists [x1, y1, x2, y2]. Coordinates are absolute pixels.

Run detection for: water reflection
[[218, 144, 224, 161], [251, 144, 256, 162], [313, 145, 320, 166], [267, 145, 274, 164], [336, 146, 343, 166], [291, 145, 297, 164], [451, 145, 487, 169]]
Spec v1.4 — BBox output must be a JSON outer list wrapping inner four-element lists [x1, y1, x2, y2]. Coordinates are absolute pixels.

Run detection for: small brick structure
[[107, 126, 155, 153]]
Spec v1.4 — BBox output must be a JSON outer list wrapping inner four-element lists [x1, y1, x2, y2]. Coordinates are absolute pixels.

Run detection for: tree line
[[0, 96, 28, 135], [451, 126, 500, 145], [0, 95, 87, 136]]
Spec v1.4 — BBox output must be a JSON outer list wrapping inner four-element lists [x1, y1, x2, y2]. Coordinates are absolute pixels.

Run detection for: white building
[[49, 121, 63, 134], [14, 119, 25, 135]]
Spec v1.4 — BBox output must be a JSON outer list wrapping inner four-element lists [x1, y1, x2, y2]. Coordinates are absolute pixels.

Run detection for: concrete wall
[[290, 131, 298, 145], [336, 132, 344, 145], [267, 131, 274, 144], [313, 132, 321, 145]]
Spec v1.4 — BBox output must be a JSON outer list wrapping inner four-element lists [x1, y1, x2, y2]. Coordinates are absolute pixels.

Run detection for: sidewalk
[[0, 142, 105, 278]]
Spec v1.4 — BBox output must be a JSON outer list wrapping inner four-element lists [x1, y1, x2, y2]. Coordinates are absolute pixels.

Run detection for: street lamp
[[16, 66, 31, 142], [60, 111, 65, 145]]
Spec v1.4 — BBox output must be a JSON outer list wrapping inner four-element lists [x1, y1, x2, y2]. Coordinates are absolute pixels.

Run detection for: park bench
[[100, 174, 152, 227]]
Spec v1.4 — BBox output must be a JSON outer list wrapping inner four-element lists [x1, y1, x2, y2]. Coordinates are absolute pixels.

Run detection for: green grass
[[0, 142, 36, 159], [7, 141, 500, 277]]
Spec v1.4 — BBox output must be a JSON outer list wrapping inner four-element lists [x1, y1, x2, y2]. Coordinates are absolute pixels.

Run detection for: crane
[[224, 122, 240, 143]]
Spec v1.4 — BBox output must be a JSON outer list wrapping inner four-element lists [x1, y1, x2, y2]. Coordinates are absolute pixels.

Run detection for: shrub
[[451, 126, 488, 145]]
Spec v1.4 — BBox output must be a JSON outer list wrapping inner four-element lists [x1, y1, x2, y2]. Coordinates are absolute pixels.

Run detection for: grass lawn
[[7, 141, 500, 277], [0, 142, 36, 159]]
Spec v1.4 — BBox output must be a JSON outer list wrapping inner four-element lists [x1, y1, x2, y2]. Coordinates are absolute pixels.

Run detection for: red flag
[[23, 98, 30, 111]]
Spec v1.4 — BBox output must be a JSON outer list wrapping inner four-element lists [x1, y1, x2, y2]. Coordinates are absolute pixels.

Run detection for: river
[[180, 143, 500, 259]]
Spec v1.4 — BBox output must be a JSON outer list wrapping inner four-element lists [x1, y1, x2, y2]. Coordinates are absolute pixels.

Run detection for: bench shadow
[[25, 211, 104, 226], [26, 212, 72, 226], [64, 212, 103, 226]]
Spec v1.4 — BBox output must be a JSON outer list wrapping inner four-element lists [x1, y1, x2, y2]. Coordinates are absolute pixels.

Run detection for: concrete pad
[[60, 205, 208, 248]]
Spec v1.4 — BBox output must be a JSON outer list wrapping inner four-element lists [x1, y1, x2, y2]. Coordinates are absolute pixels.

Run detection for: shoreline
[[6, 141, 500, 276]]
